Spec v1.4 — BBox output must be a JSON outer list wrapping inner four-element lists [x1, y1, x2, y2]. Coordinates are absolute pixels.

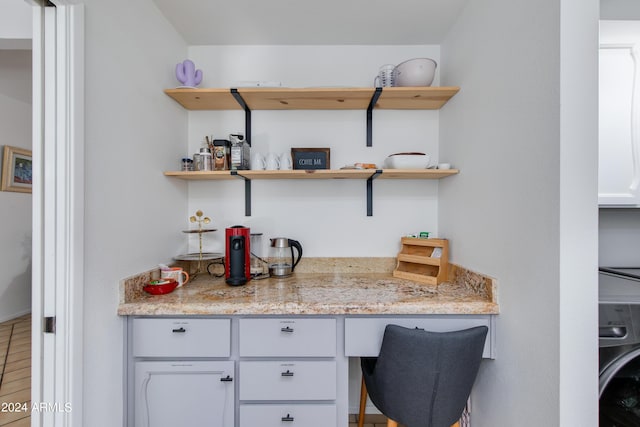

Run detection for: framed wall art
[[1, 145, 32, 193]]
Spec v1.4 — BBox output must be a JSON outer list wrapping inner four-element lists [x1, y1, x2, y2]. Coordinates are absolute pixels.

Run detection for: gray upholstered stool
[[357, 324, 488, 427]]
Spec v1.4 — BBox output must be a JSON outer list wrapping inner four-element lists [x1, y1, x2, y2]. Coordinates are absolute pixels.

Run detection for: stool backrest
[[363, 324, 488, 427]]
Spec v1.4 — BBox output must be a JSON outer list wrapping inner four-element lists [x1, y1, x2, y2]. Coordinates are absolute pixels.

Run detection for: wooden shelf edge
[[163, 171, 238, 180], [164, 86, 459, 111], [237, 169, 377, 179], [164, 169, 458, 180], [379, 169, 459, 179]]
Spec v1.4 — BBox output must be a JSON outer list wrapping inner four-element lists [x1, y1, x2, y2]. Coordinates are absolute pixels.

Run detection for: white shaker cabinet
[[134, 361, 234, 427], [130, 318, 234, 427], [599, 22, 640, 206]]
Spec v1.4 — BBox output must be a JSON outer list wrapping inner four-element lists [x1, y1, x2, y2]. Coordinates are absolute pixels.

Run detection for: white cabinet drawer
[[239, 318, 336, 357], [239, 361, 336, 400], [344, 316, 493, 359], [133, 318, 230, 358], [240, 404, 336, 427]]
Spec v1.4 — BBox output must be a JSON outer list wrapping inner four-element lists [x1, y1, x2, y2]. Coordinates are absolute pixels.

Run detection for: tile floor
[[0, 314, 31, 427]]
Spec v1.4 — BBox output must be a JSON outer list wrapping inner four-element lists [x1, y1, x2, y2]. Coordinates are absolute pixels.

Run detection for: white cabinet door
[[599, 22, 640, 206], [134, 361, 234, 427]]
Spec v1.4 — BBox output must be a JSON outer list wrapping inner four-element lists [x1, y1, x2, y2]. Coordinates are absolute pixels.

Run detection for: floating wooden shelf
[[164, 86, 460, 111], [163, 85, 461, 216], [164, 169, 459, 180], [393, 237, 449, 286]]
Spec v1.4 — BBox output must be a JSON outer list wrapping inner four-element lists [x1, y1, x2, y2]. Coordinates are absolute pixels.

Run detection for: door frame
[[31, 1, 84, 425]]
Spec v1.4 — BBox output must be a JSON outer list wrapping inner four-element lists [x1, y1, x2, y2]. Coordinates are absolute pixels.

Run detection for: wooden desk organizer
[[393, 237, 449, 286]]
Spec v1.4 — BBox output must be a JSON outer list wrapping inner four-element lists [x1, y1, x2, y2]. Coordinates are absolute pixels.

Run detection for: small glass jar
[[181, 157, 194, 171], [193, 153, 202, 171]]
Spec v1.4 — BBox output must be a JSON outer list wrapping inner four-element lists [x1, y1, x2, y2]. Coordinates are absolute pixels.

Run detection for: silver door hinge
[[44, 316, 56, 333]]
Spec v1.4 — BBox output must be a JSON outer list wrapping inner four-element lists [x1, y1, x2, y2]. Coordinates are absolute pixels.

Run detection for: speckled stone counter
[[117, 258, 498, 316]]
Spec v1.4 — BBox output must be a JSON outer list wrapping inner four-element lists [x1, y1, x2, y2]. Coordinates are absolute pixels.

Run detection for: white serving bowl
[[393, 58, 437, 87], [384, 153, 431, 169]]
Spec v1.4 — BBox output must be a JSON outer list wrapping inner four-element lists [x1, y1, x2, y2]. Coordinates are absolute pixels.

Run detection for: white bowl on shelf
[[383, 153, 431, 169], [393, 58, 437, 87]]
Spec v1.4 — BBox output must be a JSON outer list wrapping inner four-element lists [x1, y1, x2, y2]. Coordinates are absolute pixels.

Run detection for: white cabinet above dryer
[[599, 21, 640, 207]]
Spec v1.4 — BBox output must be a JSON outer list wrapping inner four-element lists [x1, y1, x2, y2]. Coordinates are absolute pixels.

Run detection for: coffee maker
[[225, 226, 251, 285]]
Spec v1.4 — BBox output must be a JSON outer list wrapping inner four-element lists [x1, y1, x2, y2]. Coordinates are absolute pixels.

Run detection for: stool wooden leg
[[358, 376, 367, 427], [451, 422, 460, 427], [387, 419, 399, 427]]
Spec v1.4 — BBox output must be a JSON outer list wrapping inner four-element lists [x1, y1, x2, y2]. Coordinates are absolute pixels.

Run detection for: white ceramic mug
[[265, 153, 280, 170], [251, 153, 265, 170], [160, 267, 190, 287], [279, 152, 292, 170]]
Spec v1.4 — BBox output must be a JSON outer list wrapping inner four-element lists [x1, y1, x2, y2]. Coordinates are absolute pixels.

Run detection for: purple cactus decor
[[175, 59, 203, 87]]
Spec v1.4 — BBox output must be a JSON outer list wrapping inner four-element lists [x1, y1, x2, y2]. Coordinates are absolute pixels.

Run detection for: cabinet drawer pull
[[172, 327, 186, 333], [281, 369, 294, 377], [280, 326, 294, 333], [220, 375, 233, 382], [281, 414, 294, 422]]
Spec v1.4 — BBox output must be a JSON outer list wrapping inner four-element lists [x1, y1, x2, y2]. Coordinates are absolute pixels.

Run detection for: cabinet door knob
[[281, 414, 294, 422], [281, 369, 294, 377], [280, 326, 294, 333], [220, 375, 233, 382], [172, 327, 186, 333]]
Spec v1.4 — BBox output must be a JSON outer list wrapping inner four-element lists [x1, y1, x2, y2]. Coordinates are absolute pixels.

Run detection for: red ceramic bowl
[[143, 279, 178, 295]]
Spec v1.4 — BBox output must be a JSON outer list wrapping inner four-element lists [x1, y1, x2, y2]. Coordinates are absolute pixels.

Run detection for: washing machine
[[599, 267, 640, 426]]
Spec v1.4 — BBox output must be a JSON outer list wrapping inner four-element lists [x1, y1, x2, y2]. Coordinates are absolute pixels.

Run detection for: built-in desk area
[[119, 260, 498, 427]]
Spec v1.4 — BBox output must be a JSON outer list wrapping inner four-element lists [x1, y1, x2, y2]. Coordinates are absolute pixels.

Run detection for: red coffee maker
[[225, 226, 251, 286]]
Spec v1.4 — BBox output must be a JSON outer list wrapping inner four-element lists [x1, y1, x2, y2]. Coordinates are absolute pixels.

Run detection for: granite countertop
[[117, 259, 499, 316]]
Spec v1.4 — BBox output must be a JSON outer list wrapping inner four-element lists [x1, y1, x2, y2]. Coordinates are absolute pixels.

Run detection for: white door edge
[[31, 2, 84, 426]]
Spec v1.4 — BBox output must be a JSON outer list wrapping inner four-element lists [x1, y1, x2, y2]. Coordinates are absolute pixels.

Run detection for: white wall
[[0, 49, 32, 322], [0, 0, 31, 49], [81, 0, 187, 425], [601, 0, 640, 20], [440, 0, 598, 425], [186, 45, 443, 257]]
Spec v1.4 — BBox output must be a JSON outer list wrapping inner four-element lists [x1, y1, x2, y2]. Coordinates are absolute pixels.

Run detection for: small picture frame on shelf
[[291, 147, 330, 170], [1, 145, 32, 194]]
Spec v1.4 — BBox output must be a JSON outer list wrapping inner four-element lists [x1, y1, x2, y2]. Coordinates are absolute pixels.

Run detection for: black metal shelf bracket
[[366, 170, 383, 216], [230, 88, 252, 146], [366, 87, 383, 147], [231, 171, 252, 216]]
